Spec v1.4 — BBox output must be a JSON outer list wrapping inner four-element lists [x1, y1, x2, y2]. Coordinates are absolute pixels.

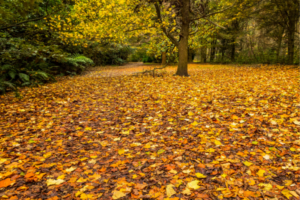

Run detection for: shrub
[[0, 37, 94, 94]]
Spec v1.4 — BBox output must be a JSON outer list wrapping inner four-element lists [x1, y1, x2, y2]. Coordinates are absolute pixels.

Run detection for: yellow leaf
[[132, 174, 138, 179], [214, 140, 222, 146], [247, 179, 255, 186], [188, 112, 194, 116], [290, 191, 299, 198], [290, 147, 296, 152], [66, 167, 77, 173], [191, 121, 198, 126], [293, 120, 300, 125], [206, 148, 215, 153], [281, 189, 292, 199], [187, 180, 200, 190], [284, 180, 293, 186], [118, 149, 125, 155], [276, 185, 284, 190], [232, 115, 239, 120], [46, 179, 65, 186], [195, 173, 207, 179], [112, 190, 126, 199], [85, 127, 92, 131], [144, 143, 151, 148], [57, 175, 65, 180], [90, 155, 98, 159], [243, 161, 253, 167], [258, 183, 272, 191], [221, 174, 227, 178], [182, 187, 191, 195], [122, 131, 130, 135], [256, 169, 265, 177], [166, 184, 176, 197], [0, 159, 8, 165], [43, 152, 52, 159], [80, 193, 94, 199]]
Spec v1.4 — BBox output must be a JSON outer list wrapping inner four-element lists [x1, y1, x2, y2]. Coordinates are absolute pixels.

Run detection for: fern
[[0, 79, 16, 94], [18, 73, 30, 82], [0, 64, 13, 71], [65, 54, 94, 67]]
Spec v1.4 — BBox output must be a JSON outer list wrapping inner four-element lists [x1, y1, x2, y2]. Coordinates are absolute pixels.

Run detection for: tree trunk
[[287, 20, 295, 65], [175, 0, 190, 76], [276, 29, 283, 63], [201, 45, 207, 63], [162, 51, 167, 65], [231, 38, 235, 62], [188, 48, 193, 63], [221, 39, 226, 62], [210, 39, 216, 62]]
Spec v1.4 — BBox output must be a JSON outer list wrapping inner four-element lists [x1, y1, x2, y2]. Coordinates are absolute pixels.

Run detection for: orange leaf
[[0, 178, 15, 188]]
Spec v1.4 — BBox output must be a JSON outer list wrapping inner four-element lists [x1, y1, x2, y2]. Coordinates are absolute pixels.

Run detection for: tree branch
[[0, 8, 62, 31], [204, 18, 226, 29], [191, 4, 235, 21], [154, 2, 179, 46]]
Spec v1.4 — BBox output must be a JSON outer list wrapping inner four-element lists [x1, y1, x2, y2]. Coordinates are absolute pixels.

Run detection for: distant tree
[[257, 0, 299, 64]]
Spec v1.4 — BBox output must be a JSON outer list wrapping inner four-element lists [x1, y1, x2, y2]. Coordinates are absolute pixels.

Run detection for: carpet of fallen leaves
[[0, 64, 300, 200]]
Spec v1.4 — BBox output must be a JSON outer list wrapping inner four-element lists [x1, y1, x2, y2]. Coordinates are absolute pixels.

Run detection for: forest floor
[[0, 64, 300, 200]]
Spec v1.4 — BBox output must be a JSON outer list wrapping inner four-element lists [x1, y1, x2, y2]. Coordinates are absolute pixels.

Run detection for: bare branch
[[204, 18, 226, 29], [191, 4, 235, 21]]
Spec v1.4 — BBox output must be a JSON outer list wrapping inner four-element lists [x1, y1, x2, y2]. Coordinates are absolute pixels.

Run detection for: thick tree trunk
[[162, 51, 167, 65], [175, 0, 190, 76]]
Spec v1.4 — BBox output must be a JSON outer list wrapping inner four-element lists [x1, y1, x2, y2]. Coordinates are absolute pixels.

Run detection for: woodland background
[[0, 0, 299, 94]]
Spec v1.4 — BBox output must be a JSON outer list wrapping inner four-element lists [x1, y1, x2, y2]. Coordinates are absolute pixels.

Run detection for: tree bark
[[287, 20, 295, 64], [221, 39, 225, 62], [188, 48, 193, 63], [210, 39, 216, 62], [162, 51, 167, 65], [231, 38, 235, 62], [276, 29, 283, 63], [175, 0, 190, 76]]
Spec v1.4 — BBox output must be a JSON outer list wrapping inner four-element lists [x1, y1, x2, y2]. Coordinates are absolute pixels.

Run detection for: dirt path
[[82, 62, 155, 77]]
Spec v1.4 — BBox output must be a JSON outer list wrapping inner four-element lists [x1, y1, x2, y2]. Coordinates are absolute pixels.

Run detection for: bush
[[0, 37, 94, 94], [83, 43, 132, 66]]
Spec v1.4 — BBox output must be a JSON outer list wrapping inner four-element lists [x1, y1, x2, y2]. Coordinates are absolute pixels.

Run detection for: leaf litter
[[0, 64, 299, 199]]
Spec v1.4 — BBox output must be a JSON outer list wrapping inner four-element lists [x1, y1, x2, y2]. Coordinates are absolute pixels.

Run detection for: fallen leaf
[[182, 187, 191, 195], [243, 161, 253, 167], [46, 179, 65, 186], [166, 184, 176, 197], [195, 173, 207, 179], [281, 189, 292, 199], [118, 149, 125, 155], [0, 178, 15, 188], [214, 140, 222, 146], [256, 169, 265, 177], [112, 190, 126, 199], [187, 180, 200, 190], [65, 167, 77, 173]]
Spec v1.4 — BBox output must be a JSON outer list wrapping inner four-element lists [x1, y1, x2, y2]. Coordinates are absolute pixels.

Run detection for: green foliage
[[82, 43, 132, 66], [0, 35, 95, 94]]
